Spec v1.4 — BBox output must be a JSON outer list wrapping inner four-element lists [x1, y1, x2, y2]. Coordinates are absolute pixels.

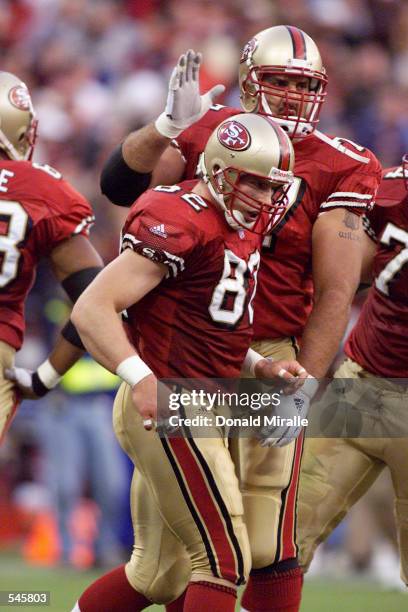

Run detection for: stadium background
[[0, 0, 407, 610]]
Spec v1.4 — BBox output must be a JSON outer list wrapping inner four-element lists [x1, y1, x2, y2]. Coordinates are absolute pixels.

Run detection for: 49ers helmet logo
[[217, 120, 251, 151], [240, 37, 258, 64], [9, 85, 32, 111]]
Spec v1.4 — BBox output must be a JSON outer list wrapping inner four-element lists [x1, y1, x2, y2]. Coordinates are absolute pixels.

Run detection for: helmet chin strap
[[199, 154, 241, 230], [200, 153, 264, 232], [207, 179, 246, 230], [274, 117, 313, 140], [259, 92, 313, 139], [225, 208, 256, 231]]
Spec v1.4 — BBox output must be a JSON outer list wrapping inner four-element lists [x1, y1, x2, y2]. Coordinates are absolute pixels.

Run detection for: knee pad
[[126, 549, 191, 605]]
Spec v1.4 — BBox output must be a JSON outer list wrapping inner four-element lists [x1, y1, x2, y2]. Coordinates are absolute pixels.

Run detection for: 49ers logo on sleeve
[[217, 121, 251, 151], [9, 85, 32, 111]]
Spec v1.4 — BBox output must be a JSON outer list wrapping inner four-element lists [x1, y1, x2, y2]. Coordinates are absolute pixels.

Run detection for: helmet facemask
[[200, 113, 295, 235], [242, 64, 327, 138], [208, 164, 293, 235], [239, 26, 328, 139]]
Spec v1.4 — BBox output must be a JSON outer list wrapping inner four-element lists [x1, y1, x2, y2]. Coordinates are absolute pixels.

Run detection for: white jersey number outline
[[209, 249, 260, 326], [0, 200, 29, 288], [375, 222, 408, 296]]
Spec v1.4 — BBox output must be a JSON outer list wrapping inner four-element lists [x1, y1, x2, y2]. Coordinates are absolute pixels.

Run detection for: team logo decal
[[9, 85, 32, 111], [240, 37, 258, 64], [218, 121, 251, 151]]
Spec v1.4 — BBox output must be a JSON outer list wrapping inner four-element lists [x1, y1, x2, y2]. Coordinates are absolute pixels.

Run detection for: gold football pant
[[113, 382, 251, 604], [297, 357, 408, 584], [0, 341, 17, 444], [230, 336, 303, 568]]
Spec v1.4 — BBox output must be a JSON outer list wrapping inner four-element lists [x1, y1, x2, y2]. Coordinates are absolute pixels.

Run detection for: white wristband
[[243, 348, 268, 377], [116, 355, 153, 388], [37, 359, 62, 390], [154, 113, 183, 139]]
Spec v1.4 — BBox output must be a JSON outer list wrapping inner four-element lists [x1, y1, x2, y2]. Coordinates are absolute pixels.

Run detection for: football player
[[297, 155, 408, 586], [70, 114, 310, 612], [0, 71, 103, 442], [100, 26, 382, 612]]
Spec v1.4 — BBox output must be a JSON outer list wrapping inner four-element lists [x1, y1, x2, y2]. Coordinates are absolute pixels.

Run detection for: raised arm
[[100, 49, 224, 206]]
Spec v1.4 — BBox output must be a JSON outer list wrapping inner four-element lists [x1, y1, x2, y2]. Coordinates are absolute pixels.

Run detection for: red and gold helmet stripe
[[286, 26, 307, 60]]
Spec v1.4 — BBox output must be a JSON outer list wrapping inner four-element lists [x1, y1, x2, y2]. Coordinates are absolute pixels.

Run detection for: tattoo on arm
[[338, 230, 361, 242], [338, 210, 362, 241], [343, 211, 360, 230]]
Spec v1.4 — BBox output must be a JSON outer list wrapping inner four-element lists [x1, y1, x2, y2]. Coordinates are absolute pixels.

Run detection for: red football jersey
[[121, 181, 261, 379], [0, 161, 94, 349], [345, 165, 408, 377], [176, 106, 382, 340]]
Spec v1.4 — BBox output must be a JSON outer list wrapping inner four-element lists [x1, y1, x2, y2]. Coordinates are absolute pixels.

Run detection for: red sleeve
[[121, 189, 200, 278], [319, 147, 382, 218], [363, 167, 406, 240], [37, 202, 95, 257], [35, 180, 95, 257]]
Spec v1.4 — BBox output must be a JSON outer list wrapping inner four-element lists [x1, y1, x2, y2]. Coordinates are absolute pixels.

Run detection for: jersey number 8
[[0, 200, 29, 288]]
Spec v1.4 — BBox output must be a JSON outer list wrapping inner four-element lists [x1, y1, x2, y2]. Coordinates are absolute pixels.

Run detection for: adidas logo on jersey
[[149, 224, 167, 238]]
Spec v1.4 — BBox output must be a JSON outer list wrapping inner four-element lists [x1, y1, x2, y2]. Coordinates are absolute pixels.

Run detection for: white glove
[[259, 377, 319, 447], [5, 359, 61, 399], [155, 49, 225, 139]]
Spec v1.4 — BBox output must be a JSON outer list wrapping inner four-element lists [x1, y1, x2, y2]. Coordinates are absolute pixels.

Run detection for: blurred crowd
[[1, 0, 407, 250], [0, 0, 406, 579]]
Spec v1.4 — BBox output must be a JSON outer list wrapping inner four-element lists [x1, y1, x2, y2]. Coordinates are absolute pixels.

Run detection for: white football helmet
[[0, 72, 37, 161], [199, 113, 294, 234], [239, 25, 327, 138]]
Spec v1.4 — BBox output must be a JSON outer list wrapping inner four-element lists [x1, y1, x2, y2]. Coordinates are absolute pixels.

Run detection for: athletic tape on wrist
[[116, 355, 153, 387], [154, 113, 183, 139], [243, 348, 267, 377], [36, 359, 62, 391]]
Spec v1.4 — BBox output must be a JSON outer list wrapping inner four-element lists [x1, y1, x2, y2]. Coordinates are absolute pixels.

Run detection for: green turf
[[0, 554, 406, 611]]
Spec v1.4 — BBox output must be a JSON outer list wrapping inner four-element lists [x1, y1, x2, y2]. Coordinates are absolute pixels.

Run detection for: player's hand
[[259, 377, 319, 447], [132, 373, 158, 431], [254, 358, 308, 394], [4, 366, 46, 399], [155, 49, 225, 139]]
